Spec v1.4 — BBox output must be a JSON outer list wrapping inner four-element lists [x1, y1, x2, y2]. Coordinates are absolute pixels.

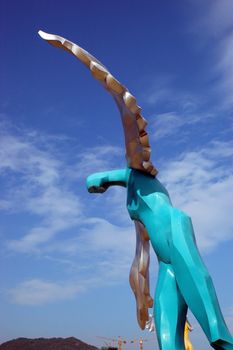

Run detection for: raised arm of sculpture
[[39, 30, 233, 350]]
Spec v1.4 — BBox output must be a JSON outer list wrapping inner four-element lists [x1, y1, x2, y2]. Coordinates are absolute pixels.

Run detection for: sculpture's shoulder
[[127, 169, 169, 197], [127, 169, 172, 220]]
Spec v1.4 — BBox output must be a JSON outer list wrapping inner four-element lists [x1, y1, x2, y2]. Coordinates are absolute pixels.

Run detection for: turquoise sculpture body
[[87, 168, 233, 350], [39, 30, 233, 350]]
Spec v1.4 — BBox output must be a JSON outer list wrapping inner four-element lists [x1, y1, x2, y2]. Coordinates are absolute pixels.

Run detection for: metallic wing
[[38, 30, 157, 177]]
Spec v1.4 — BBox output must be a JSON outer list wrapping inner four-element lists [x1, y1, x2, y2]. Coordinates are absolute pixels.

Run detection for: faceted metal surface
[[38, 30, 157, 177], [129, 220, 153, 329], [39, 31, 233, 350]]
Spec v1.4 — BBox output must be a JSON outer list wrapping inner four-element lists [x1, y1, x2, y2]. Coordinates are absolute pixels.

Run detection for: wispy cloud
[[0, 122, 136, 305], [150, 111, 213, 141], [43, 217, 135, 284], [1, 120, 232, 306], [214, 32, 233, 108], [142, 77, 215, 144], [0, 121, 125, 253], [0, 125, 84, 253], [160, 140, 233, 252], [0, 124, 63, 188], [142, 76, 176, 107], [192, 0, 233, 38], [142, 0, 233, 128], [142, 75, 201, 112], [67, 145, 124, 180], [7, 220, 135, 305], [190, 0, 233, 109], [8, 279, 85, 305]]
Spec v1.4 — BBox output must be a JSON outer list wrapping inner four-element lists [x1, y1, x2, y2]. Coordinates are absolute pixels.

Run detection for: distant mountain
[[0, 337, 99, 350]]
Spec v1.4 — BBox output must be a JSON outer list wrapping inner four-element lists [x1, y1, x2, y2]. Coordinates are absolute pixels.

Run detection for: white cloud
[[0, 126, 140, 306], [0, 127, 83, 252], [214, 32, 233, 108], [6, 186, 83, 251], [0, 123, 139, 303], [0, 133, 60, 187], [67, 144, 124, 180], [2, 122, 232, 306], [144, 81, 174, 106], [160, 140, 233, 252], [151, 112, 185, 140], [142, 76, 215, 141], [7, 218, 137, 306], [0, 199, 11, 210], [193, 0, 233, 38], [43, 217, 136, 281], [144, 1, 233, 112], [45, 217, 134, 256], [189, 0, 233, 108], [8, 279, 84, 305], [150, 111, 212, 141], [0, 124, 124, 253], [142, 75, 200, 111], [7, 217, 78, 253], [93, 186, 129, 225]]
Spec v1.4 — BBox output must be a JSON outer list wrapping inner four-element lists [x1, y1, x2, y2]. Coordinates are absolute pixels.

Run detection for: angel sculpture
[[39, 30, 233, 350]]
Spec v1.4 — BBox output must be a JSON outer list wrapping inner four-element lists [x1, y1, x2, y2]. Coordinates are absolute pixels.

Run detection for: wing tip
[[38, 29, 59, 43], [38, 29, 49, 40]]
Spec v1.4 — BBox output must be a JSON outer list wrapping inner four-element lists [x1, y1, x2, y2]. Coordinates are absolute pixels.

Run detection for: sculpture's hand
[[145, 314, 155, 333], [86, 169, 129, 194], [87, 173, 108, 193]]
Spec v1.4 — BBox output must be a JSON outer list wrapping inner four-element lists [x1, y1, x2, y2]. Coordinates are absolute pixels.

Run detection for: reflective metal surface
[[38, 30, 157, 177]]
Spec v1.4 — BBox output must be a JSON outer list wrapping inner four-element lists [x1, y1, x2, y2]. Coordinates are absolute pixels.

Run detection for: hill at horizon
[[0, 337, 99, 350]]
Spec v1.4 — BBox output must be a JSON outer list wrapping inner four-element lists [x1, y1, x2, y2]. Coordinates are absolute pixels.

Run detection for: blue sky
[[0, 1, 233, 349]]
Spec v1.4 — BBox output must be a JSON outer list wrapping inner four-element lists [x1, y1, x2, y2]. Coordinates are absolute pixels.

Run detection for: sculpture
[[38, 30, 233, 350]]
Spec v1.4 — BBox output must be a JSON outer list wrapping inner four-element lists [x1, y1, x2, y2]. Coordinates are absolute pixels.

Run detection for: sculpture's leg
[[154, 261, 187, 350], [170, 209, 233, 350]]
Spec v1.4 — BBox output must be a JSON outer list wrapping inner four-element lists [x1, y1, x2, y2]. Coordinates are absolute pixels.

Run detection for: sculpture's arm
[[86, 168, 129, 193]]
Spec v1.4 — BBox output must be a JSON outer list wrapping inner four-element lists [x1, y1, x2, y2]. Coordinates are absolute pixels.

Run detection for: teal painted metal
[[38, 29, 233, 350], [87, 168, 233, 350]]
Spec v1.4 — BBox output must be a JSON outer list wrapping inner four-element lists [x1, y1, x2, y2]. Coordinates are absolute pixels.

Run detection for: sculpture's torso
[[127, 169, 173, 263]]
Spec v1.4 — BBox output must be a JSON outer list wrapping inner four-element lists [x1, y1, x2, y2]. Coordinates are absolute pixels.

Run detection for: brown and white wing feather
[[129, 220, 153, 330], [38, 30, 157, 176]]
